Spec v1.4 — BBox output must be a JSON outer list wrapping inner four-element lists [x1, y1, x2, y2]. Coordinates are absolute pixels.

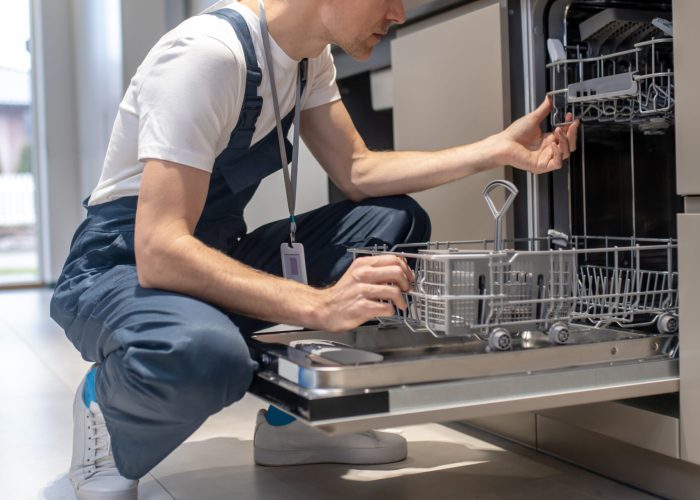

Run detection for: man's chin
[[335, 40, 374, 61], [344, 45, 373, 61], [350, 50, 373, 61]]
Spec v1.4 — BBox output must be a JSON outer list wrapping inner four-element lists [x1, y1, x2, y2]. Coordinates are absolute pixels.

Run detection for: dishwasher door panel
[[247, 324, 679, 435]]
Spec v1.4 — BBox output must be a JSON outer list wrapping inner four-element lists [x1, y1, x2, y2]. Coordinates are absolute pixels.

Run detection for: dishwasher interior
[[245, 0, 681, 432], [545, 0, 680, 244]]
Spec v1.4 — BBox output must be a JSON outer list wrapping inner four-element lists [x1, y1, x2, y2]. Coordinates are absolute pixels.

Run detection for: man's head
[[319, 0, 406, 60]]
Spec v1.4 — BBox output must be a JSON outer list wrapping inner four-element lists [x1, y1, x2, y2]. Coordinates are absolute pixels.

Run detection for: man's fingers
[[363, 254, 402, 267], [556, 128, 571, 159], [559, 113, 580, 152], [534, 143, 559, 174], [363, 283, 408, 310], [365, 254, 414, 281], [355, 265, 411, 291], [536, 144, 552, 172], [551, 143, 563, 170], [542, 132, 557, 149], [567, 118, 580, 152], [364, 300, 396, 319], [518, 102, 579, 176], [532, 96, 552, 122]]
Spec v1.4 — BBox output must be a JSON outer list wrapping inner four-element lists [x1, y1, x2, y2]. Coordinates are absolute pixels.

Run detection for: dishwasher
[[245, 0, 682, 435]]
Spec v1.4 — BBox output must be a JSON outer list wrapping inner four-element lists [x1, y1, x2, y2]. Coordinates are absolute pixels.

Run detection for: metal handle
[[482, 179, 519, 251]]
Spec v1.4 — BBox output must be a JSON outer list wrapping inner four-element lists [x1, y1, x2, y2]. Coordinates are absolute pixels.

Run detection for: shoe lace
[[86, 407, 117, 477]]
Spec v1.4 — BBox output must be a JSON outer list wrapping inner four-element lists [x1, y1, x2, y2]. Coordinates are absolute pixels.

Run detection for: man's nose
[[387, 0, 406, 25]]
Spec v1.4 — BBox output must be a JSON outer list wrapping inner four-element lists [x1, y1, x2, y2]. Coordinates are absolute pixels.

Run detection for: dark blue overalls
[[50, 10, 430, 480]]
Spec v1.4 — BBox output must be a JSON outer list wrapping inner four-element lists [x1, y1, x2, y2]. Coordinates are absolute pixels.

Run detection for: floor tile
[[0, 328, 73, 499], [150, 417, 655, 500], [0, 288, 89, 389]]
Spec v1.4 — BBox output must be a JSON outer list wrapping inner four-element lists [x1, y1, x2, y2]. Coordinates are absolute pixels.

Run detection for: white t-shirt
[[89, 1, 341, 206]]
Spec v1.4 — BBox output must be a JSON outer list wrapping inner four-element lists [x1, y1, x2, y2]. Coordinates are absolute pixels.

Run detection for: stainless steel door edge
[[249, 358, 678, 435], [250, 324, 673, 390]]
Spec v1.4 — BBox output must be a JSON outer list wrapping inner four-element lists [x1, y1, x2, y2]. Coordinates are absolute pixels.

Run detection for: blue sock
[[83, 366, 98, 407], [265, 405, 296, 426]]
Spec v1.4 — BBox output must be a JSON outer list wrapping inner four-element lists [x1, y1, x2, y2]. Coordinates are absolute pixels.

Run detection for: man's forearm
[[137, 234, 323, 328], [350, 135, 505, 199]]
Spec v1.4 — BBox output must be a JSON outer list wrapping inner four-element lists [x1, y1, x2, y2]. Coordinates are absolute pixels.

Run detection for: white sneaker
[[70, 375, 138, 500], [253, 409, 407, 466]]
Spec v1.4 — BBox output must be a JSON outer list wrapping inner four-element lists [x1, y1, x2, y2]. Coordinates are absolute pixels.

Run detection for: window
[[0, 0, 39, 285]]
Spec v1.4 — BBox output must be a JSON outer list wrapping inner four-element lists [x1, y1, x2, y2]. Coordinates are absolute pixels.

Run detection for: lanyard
[[259, 0, 302, 244]]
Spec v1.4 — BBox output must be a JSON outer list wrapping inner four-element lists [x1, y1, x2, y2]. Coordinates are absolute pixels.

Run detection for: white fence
[[0, 173, 36, 227]]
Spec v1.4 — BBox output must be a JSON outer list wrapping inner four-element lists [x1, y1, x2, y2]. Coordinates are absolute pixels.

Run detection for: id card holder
[[281, 242, 308, 284]]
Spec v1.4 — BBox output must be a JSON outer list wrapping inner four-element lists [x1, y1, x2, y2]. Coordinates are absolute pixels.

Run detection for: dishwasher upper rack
[[349, 235, 678, 351], [546, 37, 674, 133]]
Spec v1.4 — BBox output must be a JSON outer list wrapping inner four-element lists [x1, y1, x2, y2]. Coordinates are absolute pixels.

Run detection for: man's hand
[[492, 96, 580, 174], [312, 255, 414, 333]]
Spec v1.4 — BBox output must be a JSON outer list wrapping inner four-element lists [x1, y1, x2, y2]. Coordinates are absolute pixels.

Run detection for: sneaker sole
[[254, 443, 407, 466], [75, 485, 138, 500]]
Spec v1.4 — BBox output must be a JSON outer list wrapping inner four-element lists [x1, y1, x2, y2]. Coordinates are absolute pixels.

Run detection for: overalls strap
[[209, 9, 264, 151]]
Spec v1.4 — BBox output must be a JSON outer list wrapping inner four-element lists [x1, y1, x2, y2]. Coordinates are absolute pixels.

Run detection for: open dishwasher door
[[247, 322, 678, 435], [247, 181, 680, 434]]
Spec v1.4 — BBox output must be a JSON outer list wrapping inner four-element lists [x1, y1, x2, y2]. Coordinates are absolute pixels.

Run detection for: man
[[51, 0, 579, 498]]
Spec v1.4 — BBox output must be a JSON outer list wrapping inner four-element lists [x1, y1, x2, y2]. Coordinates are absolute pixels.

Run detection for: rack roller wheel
[[488, 328, 512, 351], [548, 322, 570, 345], [656, 313, 679, 334]]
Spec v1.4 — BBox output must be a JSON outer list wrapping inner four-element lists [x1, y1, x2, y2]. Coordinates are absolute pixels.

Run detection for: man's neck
[[238, 0, 329, 61]]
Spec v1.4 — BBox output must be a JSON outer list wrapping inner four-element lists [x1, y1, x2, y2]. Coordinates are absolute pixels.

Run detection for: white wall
[[73, 0, 187, 200], [188, 0, 218, 16], [121, 0, 187, 90], [71, 0, 124, 202], [32, 0, 82, 283], [244, 135, 330, 231]]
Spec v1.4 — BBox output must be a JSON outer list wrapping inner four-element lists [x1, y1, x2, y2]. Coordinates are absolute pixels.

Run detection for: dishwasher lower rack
[[349, 235, 678, 351]]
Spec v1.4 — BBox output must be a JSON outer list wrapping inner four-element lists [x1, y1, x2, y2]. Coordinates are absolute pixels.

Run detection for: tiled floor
[[0, 288, 657, 500]]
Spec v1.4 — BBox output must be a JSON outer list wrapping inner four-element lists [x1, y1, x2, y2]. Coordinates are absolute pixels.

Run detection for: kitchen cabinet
[[392, 0, 511, 241], [674, 0, 700, 195]]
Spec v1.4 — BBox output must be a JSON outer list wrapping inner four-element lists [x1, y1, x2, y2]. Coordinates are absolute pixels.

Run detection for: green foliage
[[16, 144, 32, 174]]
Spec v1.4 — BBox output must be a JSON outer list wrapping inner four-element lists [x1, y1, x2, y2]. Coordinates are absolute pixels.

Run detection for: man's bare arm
[[134, 159, 414, 332], [300, 98, 579, 201]]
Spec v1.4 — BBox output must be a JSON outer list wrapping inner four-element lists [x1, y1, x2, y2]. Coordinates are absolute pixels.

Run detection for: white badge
[[281, 242, 308, 284]]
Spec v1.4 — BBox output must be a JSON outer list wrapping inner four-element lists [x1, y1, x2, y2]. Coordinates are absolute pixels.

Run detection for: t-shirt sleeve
[[302, 45, 342, 111], [136, 35, 245, 172]]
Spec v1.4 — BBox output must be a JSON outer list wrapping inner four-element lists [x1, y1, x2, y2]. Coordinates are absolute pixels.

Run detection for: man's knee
[[176, 320, 257, 409], [394, 195, 431, 239], [115, 313, 257, 417], [365, 195, 431, 244]]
